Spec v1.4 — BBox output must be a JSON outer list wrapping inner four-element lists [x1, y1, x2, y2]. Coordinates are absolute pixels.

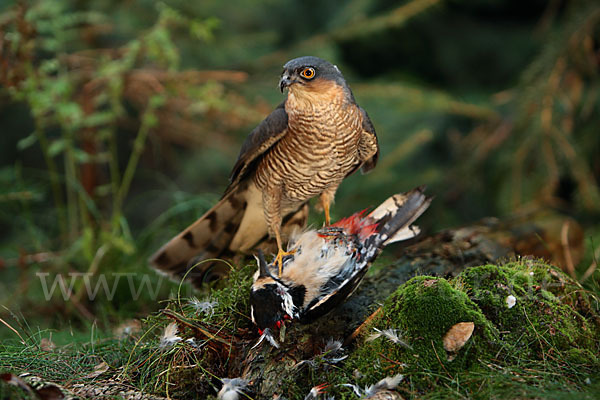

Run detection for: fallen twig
[[344, 306, 382, 346]]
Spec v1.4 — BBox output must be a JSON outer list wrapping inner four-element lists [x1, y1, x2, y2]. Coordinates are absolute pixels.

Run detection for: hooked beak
[[279, 73, 293, 93]]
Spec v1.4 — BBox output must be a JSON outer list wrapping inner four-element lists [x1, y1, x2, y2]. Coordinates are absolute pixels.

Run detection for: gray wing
[[225, 102, 288, 195], [359, 106, 379, 174]]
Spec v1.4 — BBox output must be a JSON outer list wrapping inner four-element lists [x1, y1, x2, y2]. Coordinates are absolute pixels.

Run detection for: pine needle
[[0, 317, 26, 344]]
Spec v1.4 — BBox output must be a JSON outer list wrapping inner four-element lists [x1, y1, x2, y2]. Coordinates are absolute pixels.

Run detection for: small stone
[[114, 319, 142, 338], [443, 322, 475, 353], [40, 337, 56, 352], [83, 361, 109, 379], [506, 295, 517, 309]]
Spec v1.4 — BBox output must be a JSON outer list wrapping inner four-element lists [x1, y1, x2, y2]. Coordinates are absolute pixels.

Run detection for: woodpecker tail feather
[[368, 185, 432, 251]]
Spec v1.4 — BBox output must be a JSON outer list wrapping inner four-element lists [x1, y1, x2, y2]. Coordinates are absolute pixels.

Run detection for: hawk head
[[279, 56, 349, 95]]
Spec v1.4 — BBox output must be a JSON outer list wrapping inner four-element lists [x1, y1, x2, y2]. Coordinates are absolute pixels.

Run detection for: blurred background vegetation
[[0, 0, 599, 343]]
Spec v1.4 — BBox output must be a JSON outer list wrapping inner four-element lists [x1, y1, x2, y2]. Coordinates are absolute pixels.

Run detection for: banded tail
[[150, 181, 308, 287]]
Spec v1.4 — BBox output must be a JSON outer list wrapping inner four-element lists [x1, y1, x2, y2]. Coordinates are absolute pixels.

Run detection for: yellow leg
[[320, 195, 331, 226], [274, 229, 295, 277]]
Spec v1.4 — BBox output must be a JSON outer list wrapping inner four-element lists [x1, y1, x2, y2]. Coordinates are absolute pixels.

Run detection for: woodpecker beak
[[257, 250, 271, 278], [279, 73, 293, 92]]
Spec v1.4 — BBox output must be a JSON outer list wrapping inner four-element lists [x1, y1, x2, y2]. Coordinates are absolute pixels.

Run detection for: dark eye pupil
[[305, 69, 312, 77]]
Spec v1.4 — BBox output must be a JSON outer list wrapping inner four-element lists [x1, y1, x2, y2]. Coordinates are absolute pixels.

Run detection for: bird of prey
[[150, 56, 379, 286]]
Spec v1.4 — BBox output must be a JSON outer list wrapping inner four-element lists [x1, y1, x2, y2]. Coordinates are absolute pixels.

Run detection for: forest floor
[[1, 218, 599, 399]]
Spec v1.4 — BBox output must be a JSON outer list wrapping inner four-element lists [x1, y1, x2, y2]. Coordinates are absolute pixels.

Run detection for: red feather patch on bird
[[324, 209, 379, 240]]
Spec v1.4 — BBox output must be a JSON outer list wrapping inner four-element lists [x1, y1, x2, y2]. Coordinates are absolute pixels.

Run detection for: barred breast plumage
[[254, 92, 363, 203]]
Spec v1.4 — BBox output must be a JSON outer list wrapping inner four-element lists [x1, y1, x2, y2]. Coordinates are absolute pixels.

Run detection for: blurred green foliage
[[0, 0, 599, 398], [0, 0, 598, 349]]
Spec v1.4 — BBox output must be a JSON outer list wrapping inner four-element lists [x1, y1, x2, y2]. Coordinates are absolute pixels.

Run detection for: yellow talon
[[274, 247, 296, 277]]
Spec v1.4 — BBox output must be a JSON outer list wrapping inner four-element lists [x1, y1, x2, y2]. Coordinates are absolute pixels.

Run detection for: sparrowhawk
[[150, 56, 379, 286]]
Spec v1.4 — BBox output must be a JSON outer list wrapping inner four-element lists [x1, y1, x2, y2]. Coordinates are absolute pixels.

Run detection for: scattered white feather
[[339, 383, 362, 397], [318, 338, 348, 364], [506, 295, 517, 309], [218, 378, 249, 400], [251, 328, 280, 349], [366, 328, 412, 349], [327, 355, 348, 364], [294, 359, 317, 369], [189, 296, 218, 316], [323, 339, 343, 354], [321, 338, 347, 364], [295, 338, 347, 369], [365, 374, 404, 396], [159, 322, 182, 349], [340, 374, 403, 398]]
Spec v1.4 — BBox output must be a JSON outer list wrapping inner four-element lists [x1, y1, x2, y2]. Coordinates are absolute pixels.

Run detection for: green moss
[[346, 276, 498, 393], [343, 260, 600, 397], [458, 261, 600, 362], [387, 276, 497, 370]]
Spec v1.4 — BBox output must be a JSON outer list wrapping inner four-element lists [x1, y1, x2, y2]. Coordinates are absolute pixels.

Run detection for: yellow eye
[[300, 67, 315, 79]]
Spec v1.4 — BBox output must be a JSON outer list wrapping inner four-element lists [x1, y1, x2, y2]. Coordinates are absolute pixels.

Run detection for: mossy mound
[[346, 259, 600, 396], [457, 260, 599, 364], [347, 276, 497, 392]]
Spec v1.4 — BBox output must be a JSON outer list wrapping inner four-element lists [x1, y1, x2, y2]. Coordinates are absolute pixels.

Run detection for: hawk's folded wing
[[225, 103, 289, 195], [359, 106, 379, 174]]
